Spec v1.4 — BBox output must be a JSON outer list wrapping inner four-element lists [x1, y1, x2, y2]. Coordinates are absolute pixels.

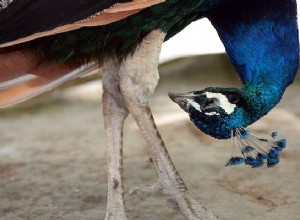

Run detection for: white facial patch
[[205, 112, 220, 116], [204, 92, 236, 114], [187, 99, 202, 112]]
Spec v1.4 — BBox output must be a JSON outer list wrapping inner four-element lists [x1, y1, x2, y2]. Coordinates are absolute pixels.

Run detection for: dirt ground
[[0, 54, 299, 220]]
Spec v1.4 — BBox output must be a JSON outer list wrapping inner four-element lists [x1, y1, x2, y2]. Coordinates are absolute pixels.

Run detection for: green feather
[[21, 0, 220, 64]]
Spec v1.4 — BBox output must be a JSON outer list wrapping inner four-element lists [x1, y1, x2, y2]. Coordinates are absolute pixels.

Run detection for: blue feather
[[240, 130, 250, 139], [267, 156, 280, 168], [251, 160, 264, 168], [257, 153, 268, 161], [245, 156, 257, 165], [271, 132, 278, 138], [226, 128, 287, 168], [242, 146, 255, 153], [225, 157, 245, 166], [269, 148, 279, 157], [276, 139, 286, 150]]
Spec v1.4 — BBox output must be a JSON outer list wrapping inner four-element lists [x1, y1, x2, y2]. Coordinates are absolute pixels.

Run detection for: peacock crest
[[226, 128, 286, 168]]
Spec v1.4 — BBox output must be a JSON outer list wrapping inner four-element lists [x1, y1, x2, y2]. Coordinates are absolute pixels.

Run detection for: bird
[[0, 0, 298, 219]]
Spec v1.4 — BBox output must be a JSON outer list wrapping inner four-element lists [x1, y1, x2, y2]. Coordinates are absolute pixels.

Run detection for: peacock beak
[[168, 92, 194, 113]]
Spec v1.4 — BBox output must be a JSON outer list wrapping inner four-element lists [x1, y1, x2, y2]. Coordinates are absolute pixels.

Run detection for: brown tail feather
[[0, 51, 38, 83], [0, 51, 99, 108]]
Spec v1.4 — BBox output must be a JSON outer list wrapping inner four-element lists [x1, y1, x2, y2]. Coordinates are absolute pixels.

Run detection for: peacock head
[[169, 86, 271, 140], [169, 85, 287, 168]]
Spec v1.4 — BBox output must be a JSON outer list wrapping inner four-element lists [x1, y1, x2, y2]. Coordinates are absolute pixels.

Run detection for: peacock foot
[[129, 178, 220, 220]]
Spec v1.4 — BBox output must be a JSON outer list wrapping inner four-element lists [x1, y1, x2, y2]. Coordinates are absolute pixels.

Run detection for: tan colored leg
[[119, 30, 219, 220], [102, 59, 128, 220]]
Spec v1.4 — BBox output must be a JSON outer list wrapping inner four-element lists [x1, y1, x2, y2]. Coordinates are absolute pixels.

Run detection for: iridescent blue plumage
[[245, 156, 263, 168], [272, 132, 279, 138], [267, 154, 280, 168], [207, 0, 299, 129], [225, 128, 286, 168], [242, 146, 255, 154], [257, 153, 268, 161], [208, 0, 299, 88], [169, 0, 298, 169], [172, 0, 299, 143], [240, 130, 251, 139], [225, 157, 245, 166], [276, 139, 286, 150]]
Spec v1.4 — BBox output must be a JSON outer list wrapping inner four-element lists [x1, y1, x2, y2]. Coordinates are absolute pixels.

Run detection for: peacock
[[0, 0, 298, 219]]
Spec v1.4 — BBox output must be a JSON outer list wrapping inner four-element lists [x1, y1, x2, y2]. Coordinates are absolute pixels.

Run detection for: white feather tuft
[[0, 0, 13, 11]]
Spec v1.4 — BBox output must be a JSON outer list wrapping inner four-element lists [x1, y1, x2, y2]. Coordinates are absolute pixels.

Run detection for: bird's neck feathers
[[208, 0, 299, 120]]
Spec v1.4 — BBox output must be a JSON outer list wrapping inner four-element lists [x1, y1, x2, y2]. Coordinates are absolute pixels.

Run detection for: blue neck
[[207, 0, 299, 119]]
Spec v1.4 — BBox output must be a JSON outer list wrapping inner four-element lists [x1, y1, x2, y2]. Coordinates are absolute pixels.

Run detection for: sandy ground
[[0, 54, 300, 220]]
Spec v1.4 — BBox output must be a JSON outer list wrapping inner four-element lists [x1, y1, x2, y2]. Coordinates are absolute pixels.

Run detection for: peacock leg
[[119, 30, 219, 220], [102, 59, 129, 220]]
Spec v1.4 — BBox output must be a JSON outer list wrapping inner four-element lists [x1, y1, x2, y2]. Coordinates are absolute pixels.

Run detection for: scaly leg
[[119, 30, 219, 220], [102, 59, 129, 220]]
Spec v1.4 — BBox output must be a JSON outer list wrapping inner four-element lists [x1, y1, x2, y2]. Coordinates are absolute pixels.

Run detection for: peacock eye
[[207, 98, 218, 105], [227, 93, 240, 104]]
